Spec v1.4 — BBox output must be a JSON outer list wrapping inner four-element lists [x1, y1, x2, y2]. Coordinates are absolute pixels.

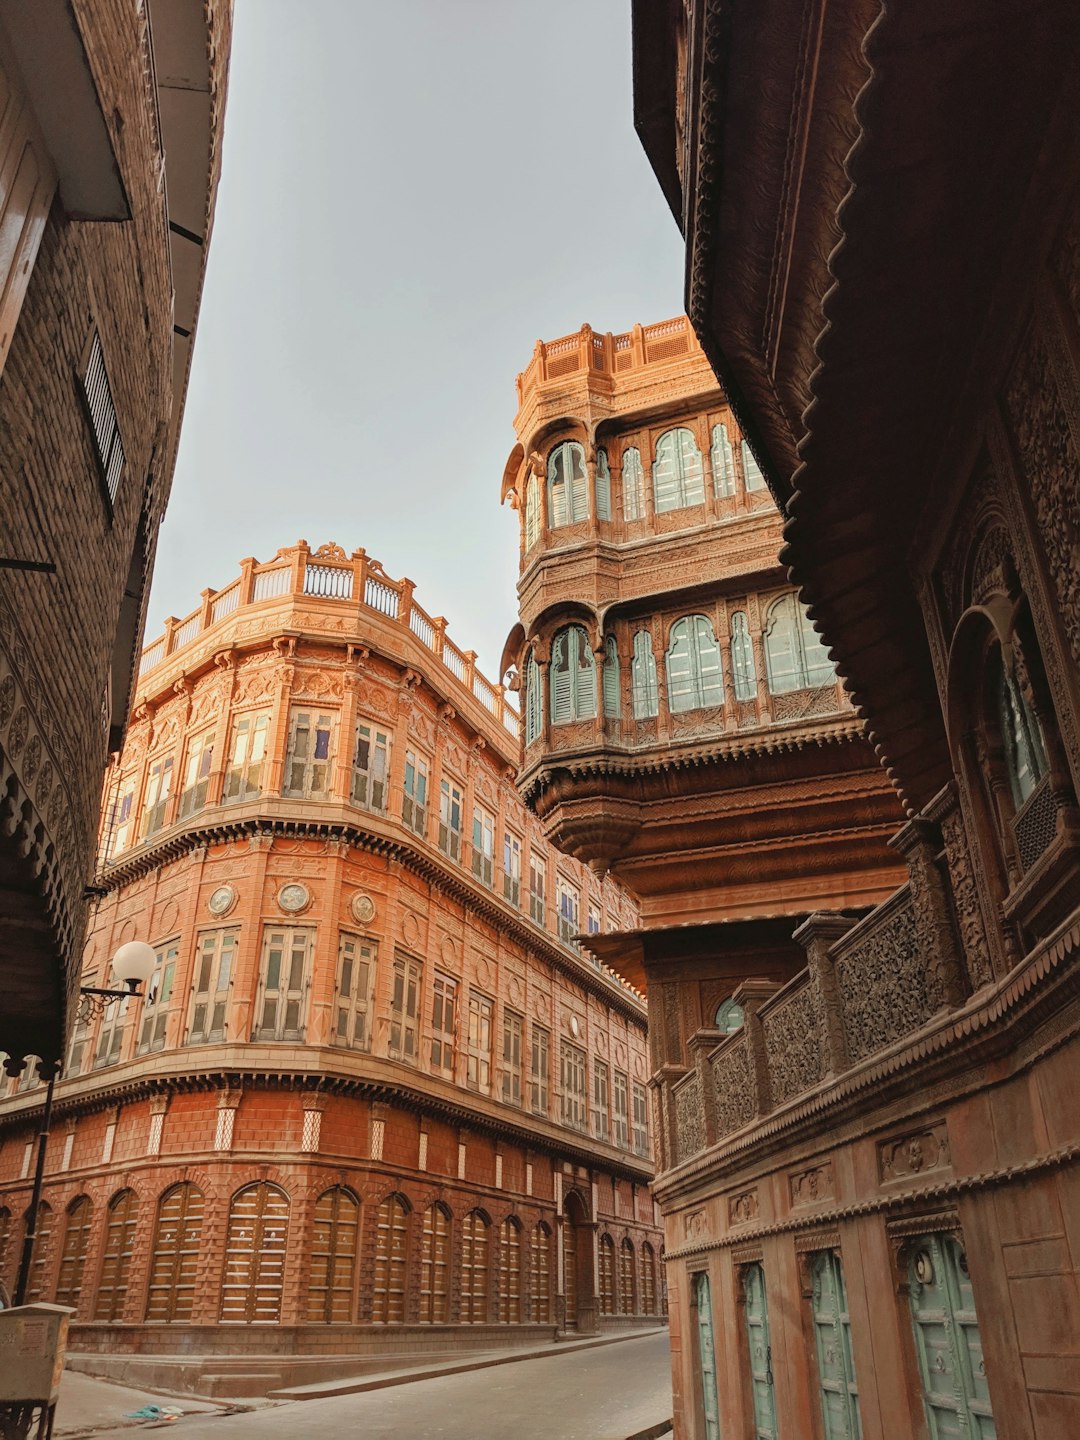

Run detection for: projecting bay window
[[223, 713, 269, 802], [389, 956, 421, 1061], [254, 928, 312, 1041], [430, 972, 457, 1078], [439, 778, 463, 860], [529, 854, 547, 927], [503, 831, 522, 906], [560, 1041, 588, 1132], [501, 1010, 524, 1107], [530, 1025, 550, 1114], [592, 1060, 610, 1140], [178, 731, 214, 819], [632, 1081, 649, 1156], [466, 992, 493, 1093], [352, 720, 390, 811], [472, 805, 495, 886], [556, 877, 580, 944], [142, 754, 174, 837], [613, 1071, 629, 1149], [402, 750, 429, 836], [137, 941, 178, 1053], [334, 934, 374, 1050], [284, 709, 335, 798], [189, 931, 236, 1044]]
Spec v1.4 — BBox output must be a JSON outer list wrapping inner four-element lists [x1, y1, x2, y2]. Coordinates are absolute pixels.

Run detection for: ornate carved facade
[[631, 2, 1080, 1437]]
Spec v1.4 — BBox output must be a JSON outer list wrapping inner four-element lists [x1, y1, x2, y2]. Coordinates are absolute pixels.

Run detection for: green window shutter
[[525, 476, 540, 549], [908, 1236, 997, 1439], [571, 628, 597, 719], [568, 443, 588, 522], [632, 631, 658, 718], [694, 617, 724, 706], [602, 636, 620, 718], [551, 633, 573, 723], [744, 1263, 778, 1439], [812, 1251, 862, 1440], [595, 449, 612, 521]]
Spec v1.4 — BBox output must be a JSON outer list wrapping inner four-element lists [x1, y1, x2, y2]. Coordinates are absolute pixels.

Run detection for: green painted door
[[694, 1271, 721, 1440], [743, 1263, 778, 1439], [811, 1251, 862, 1439], [908, 1235, 997, 1438]]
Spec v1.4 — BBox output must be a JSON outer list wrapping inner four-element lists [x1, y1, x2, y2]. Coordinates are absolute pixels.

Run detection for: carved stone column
[[732, 979, 781, 1116], [890, 816, 967, 1010], [791, 913, 857, 1077]]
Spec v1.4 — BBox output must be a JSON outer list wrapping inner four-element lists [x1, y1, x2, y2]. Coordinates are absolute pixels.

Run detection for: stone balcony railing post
[[890, 816, 968, 1010], [289, 541, 309, 595], [732, 979, 780, 1116], [631, 322, 646, 369], [790, 914, 857, 1077], [351, 547, 368, 609], [238, 556, 256, 605], [198, 587, 214, 630], [398, 578, 416, 630], [162, 615, 178, 655], [431, 617, 448, 661]]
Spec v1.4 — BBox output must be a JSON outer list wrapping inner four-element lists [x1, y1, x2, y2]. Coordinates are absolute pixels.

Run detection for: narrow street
[[57, 1332, 673, 1440]]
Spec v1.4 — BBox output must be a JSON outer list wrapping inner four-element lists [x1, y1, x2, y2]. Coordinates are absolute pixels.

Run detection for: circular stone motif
[[351, 893, 376, 925], [208, 884, 238, 917], [568, 1014, 581, 1039], [533, 992, 548, 1020], [402, 910, 421, 946], [277, 882, 310, 914], [0, 673, 14, 727]]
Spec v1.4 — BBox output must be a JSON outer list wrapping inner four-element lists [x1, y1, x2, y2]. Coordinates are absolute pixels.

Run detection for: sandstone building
[[624, 2, 1080, 1437], [0, 542, 663, 1393], [0, 0, 232, 1073]]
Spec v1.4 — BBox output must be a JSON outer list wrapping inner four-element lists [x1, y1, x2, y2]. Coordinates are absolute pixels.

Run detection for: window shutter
[[731, 612, 757, 700], [308, 1187, 359, 1323], [694, 617, 724, 706], [742, 438, 766, 491], [595, 449, 612, 520], [602, 637, 620, 718], [572, 629, 597, 719], [525, 475, 540, 549], [711, 425, 735, 497], [653, 434, 679, 513], [666, 620, 694, 711], [220, 1183, 289, 1323], [680, 430, 705, 505], [622, 448, 644, 520], [632, 631, 659, 718], [764, 597, 801, 693], [146, 1184, 203, 1321], [551, 634, 572, 723]]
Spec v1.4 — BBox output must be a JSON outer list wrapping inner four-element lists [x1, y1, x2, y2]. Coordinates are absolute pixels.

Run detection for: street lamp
[[12, 942, 157, 1307]]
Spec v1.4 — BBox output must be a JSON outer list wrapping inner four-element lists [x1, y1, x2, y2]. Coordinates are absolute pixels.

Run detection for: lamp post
[[12, 941, 156, 1307]]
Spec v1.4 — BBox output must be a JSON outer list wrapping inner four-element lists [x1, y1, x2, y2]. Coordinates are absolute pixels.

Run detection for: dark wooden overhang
[[580, 913, 815, 993]]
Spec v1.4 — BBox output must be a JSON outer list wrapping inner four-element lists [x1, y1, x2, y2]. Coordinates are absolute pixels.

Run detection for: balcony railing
[[516, 315, 706, 405]]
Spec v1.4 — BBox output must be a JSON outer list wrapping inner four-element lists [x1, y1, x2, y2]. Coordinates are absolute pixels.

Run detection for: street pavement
[[55, 1330, 673, 1440]]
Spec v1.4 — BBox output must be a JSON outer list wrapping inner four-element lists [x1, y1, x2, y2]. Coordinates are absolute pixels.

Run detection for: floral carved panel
[[762, 982, 824, 1105], [712, 1037, 754, 1136], [835, 892, 935, 1064], [878, 1122, 951, 1184]]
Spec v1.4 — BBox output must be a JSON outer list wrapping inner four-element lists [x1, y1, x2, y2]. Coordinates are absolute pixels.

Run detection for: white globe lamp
[[111, 940, 156, 992]]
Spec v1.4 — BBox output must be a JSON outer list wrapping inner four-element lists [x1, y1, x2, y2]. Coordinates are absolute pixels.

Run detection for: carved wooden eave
[[633, 0, 1080, 813]]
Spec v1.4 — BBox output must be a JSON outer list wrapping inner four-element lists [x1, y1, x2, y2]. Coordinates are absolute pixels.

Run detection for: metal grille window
[[142, 754, 174, 837], [81, 330, 125, 503], [220, 1183, 289, 1323], [222, 713, 269, 802], [524, 655, 543, 744], [137, 941, 178, 1053], [550, 626, 597, 724], [595, 448, 612, 520], [466, 992, 493, 1093], [146, 1184, 203, 1321], [632, 1081, 649, 1156], [95, 1190, 138, 1322], [25, 1202, 53, 1304], [402, 750, 429, 835], [255, 928, 312, 1041], [335, 934, 374, 1049], [389, 956, 422, 1060], [547, 440, 588, 527], [352, 720, 390, 811], [811, 1250, 862, 1440], [631, 630, 659, 718], [529, 853, 547, 926], [189, 930, 236, 1044], [438, 779, 463, 860], [284, 709, 335, 798], [55, 1196, 93, 1309], [599, 1234, 616, 1315], [177, 731, 214, 819], [530, 1223, 552, 1322], [711, 423, 736, 497], [461, 1211, 490, 1323], [430, 972, 457, 1077], [503, 830, 522, 906], [501, 1009, 524, 1106], [602, 636, 620, 719], [653, 427, 704, 512], [641, 1242, 657, 1316], [764, 595, 835, 694], [524, 473, 541, 550], [622, 446, 645, 520], [560, 1041, 588, 1131], [667, 616, 724, 712], [93, 994, 129, 1068], [419, 1204, 451, 1322], [619, 1239, 636, 1314], [592, 1060, 610, 1139], [908, 1235, 996, 1438], [372, 1194, 409, 1323], [730, 612, 757, 701], [556, 877, 579, 943], [498, 1218, 523, 1322], [472, 805, 495, 885], [613, 1071, 630, 1149], [530, 1025, 550, 1114], [741, 438, 766, 492], [308, 1187, 359, 1324]]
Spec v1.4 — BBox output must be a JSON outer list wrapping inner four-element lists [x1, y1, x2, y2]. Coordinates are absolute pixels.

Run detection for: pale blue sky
[[151, 0, 685, 682]]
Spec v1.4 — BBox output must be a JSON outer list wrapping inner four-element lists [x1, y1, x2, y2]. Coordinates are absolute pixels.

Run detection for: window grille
[[602, 636, 620, 718], [666, 616, 724, 712], [430, 972, 457, 1077], [137, 941, 177, 1053], [141, 754, 174, 837], [530, 1223, 552, 1322], [595, 448, 612, 520], [402, 750, 429, 835], [550, 626, 597, 724], [372, 1195, 409, 1323], [498, 1218, 523, 1322], [308, 1187, 359, 1323], [214, 1108, 235, 1151], [530, 1025, 550, 1113], [501, 1009, 524, 1106], [55, 1196, 93, 1309], [653, 428, 704, 512], [599, 1235, 616, 1314], [419, 1204, 451, 1322], [592, 1059, 610, 1139], [741, 438, 766, 491], [730, 612, 757, 701], [560, 1041, 588, 1131], [284, 709, 335, 798], [763, 595, 835, 693], [335, 934, 374, 1049], [220, 1183, 289, 1323], [466, 992, 493, 1092], [631, 630, 659, 718], [389, 956, 421, 1060], [613, 1071, 629, 1148], [146, 1184, 203, 1321], [301, 1109, 322, 1153], [711, 423, 735, 497], [619, 1239, 636, 1314], [178, 731, 214, 819], [547, 441, 588, 527], [371, 1117, 385, 1161], [81, 331, 126, 504], [189, 930, 236, 1043], [472, 805, 495, 885], [352, 720, 390, 810], [147, 1111, 164, 1155], [622, 446, 645, 520], [503, 830, 522, 906], [524, 474, 541, 550], [95, 1190, 138, 1322], [222, 713, 269, 802], [255, 928, 311, 1041], [460, 1211, 490, 1323]]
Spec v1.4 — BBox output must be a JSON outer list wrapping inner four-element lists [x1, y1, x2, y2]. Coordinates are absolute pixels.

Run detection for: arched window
[[666, 616, 724, 712], [653, 428, 705, 512], [147, 1183, 203, 1321], [619, 1238, 636, 1315], [602, 636, 620, 719], [308, 1187, 359, 1323], [461, 1210, 490, 1323], [524, 653, 543, 744], [220, 1183, 289, 1323], [595, 449, 612, 521], [372, 1193, 409, 1323], [598, 1233, 616, 1315], [730, 612, 757, 701], [25, 1201, 53, 1304], [632, 631, 659, 718], [996, 656, 1048, 809], [548, 441, 588, 527], [55, 1196, 93, 1309], [641, 1242, 657, 1316], [741, 438, 766, 492], [530, 1222, 552, 1323], [711, 424, 735, 498], [498, 1217, 523, 1322], [95, 1189, 139, 1322], [622, 447, 645, 521], [714, 998, 745, 1033], [550, 627, 597, 724], [419, 1203, 451, 1323], [763, 595, 835, 693], [524, 474, 541, 551]]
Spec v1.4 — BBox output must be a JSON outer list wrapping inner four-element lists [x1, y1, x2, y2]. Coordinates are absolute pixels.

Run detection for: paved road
[[60, 1331, 673, 1440]]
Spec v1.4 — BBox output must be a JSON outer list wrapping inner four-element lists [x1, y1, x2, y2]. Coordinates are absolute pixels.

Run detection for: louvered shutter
[[622, 447, 644, 520], [680, 429, 705, 505], [308, 1187, 358, 1323], [525, 475, 540, 549], [595, 449, 611, 520], [568, 443, 588, 521], [571, 628, 597, 719], [551, 633, 573, 723], [220, 1183, 289, 1323], [666, 621, 694, 711], [548, 447, 568, 527], [712, 424, 736, 497], [95, 1190, 138, 1321], [602, 636, 620, 718], [147, 1184, 203, 1321], [764, 597, 802, 693], [694, 617, 724, 706], [632, 631, 659, 718], [55, 1196, 92, 1308]]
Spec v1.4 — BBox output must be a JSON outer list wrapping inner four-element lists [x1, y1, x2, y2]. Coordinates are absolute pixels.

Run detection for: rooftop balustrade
[[515, 315, 707, 406]]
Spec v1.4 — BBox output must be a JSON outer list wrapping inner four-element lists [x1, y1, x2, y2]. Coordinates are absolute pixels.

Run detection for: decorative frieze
[[790, 1162, 834, 1207], [879, 1122, 951, 1183], [729, 1188, 759, 1226]]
